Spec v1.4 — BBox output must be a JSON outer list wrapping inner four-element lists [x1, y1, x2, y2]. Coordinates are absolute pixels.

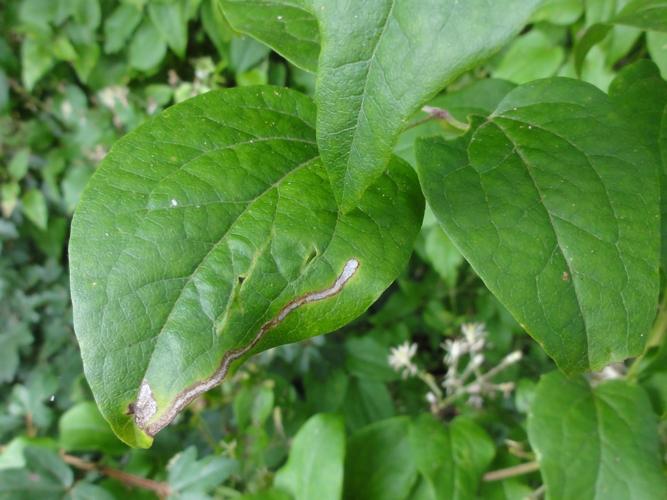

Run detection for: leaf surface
[[416, 78, 659, 372], [311, 0, 543, 209], [69, 86, 423, 447], [221, 0, 320, 72], [527, 372, 667, 499], [274, 414, 345, 500]]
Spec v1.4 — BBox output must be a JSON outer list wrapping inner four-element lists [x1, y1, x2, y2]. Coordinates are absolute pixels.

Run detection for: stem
[[60, 452, 171, 498], [403, 106, 470, 132], [483, 461, 540, 482], [418, 371, 444, 400], [628, 289, 667, 379]]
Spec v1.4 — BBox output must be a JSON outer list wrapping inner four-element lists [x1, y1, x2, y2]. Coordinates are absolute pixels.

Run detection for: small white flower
[[388, 342, 418, 379], [461, 322, 487, 352], [425, 391, 437, 404], [442, 338, 467, 364], [502, 350, 523, 365], [470, 353, 485, 369]]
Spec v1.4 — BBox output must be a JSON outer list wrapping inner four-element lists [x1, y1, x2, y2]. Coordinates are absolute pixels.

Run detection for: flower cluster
[[388, 322, 523, 412]]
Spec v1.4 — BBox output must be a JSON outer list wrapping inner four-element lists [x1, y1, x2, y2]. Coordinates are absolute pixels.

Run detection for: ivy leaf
[[311, 0, 543, 210], [416, 78, 659, 373], [69, 86, 423, 447], [528, 372, 667, 499], [221, 0, 320, 73], [274, 414, 345, 500]]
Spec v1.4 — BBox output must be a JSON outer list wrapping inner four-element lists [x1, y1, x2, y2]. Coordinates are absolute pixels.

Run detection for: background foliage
[[1, 0, 666, 498]]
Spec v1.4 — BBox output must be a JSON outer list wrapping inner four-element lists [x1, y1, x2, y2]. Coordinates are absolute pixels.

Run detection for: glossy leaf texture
[[416, 78, 660, 373], [528, 372, 667, 499], [311, 0, 544, 210], [69, 86, 423, 448], [220, 0, 320, 72]]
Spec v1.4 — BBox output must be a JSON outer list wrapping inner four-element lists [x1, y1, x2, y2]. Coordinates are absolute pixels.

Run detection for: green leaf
[[58, 402, 127, 455], [8, 149, 30, 181], [344, 417, 417, 500], [167, 446, 238, 496], [493, 30, 565, 84], [221, 0, 320, 73], [423, 226, 463, 287], [311, 0, 543, 210], [527, 372, 667, 499], [148, 0, 188, 58], [21, 189, 48, 230], [103, 3, 143, 54], [67, 483, 115, 500], [647, 31, 667, 78], [615, 0, 667, 31], [230, 36, 271, 73], [69, 86, 423, 447], [21, 37, 55, 91], [1, 182, 20, 218], [0, 324, 32, 383], [274, 414, 345, 500], [531, 0, 583, 25], [343, 377, 395, 431], [395, 78, 517, 166], [0, 446, 73, 499], [409, 414, 495, 500], [575, 0, 667, 68], [416, 78, 660, 373], [129, 19, 168, 71], [344, 336, 398, 382], [607, 61, 667, 270]]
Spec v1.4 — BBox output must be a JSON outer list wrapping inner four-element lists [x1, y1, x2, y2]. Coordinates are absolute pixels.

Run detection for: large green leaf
[[527, 372, 667, 499], [608, 61, 667, 270], [416, 78, 659, 373], [274, 414, 345, 500], [220, 0, 320, 72], [69, 86, 423, 448], [311, 0, 543, 210]]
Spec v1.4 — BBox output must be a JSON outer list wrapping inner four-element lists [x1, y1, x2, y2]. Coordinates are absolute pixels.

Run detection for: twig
[[403, 106, 470, 132], [628, 289, 667, 379], [60, 451, 172, 498], [483, 460, 540, 482]]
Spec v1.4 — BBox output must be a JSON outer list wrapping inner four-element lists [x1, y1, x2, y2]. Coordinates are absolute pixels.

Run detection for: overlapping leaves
[[416, 77, 660, 373], [69, 87, 423, 447]]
